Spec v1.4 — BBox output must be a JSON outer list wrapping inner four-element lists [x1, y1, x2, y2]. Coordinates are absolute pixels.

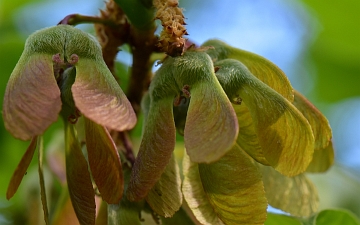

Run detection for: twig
[[126, 27, 157, 114], [58, 14, 117, 26]]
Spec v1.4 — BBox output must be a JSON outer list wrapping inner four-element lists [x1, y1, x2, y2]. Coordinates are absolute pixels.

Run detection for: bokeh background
[[1, 0, 360, 224]]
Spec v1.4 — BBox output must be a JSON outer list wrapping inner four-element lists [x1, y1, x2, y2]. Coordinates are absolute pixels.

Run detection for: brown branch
[[119, 132, 136, 166], [58, 14, 116, 26], [126, 27, 157, 114], [110, 131, 136, 166], [92, 0, 138, 165], [94, 0, 130, 75]]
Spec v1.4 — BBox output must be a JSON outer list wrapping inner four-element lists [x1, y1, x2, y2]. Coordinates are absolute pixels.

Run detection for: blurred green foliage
[[301, 0, 360, 102], [266, 209, 360, 225], [0, 0, 33, 207]]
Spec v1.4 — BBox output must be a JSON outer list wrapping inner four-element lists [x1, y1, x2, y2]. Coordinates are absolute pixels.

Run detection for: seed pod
[[214, 59, 314, 176], [202, 39, 294, 102], [3, 27, 65, 140], [127, 51, 239, 202], [3, 25, 136, 140]]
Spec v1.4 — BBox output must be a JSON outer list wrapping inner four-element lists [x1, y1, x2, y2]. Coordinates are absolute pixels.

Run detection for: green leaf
[[233, 102, 269, 165], [65, 123, 95, 225], [306, 141, 334, 173], [146, 153, 182, 217], [267, 209, 360, 225], [37, 136, 50, 225], [265, 213, 302, 225], [3, 54, 62, 140], [84, 117, 124, 204], [314, 209, 360, 225], [260, 164, 319, 217], [183, 146, 267, 225], [6, 136, 37, 199], [127, 97, 176, 201], [202, 39, 294, 102], [215, 59, 315, 176], [293, 90, 332, 151], [113, 0, 155, 30]]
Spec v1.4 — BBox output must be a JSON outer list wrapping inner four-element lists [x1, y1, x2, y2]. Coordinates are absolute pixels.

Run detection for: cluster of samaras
[[3, 24, 333, 225]]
